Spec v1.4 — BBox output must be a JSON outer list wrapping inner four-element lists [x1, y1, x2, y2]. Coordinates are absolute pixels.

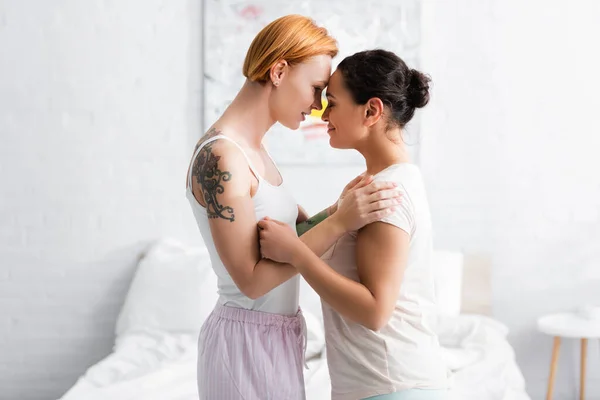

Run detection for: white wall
[[420, 1, 600, 399], [0, 1, 203, 399]]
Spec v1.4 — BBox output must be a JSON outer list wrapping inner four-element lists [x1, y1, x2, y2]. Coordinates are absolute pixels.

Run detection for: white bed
[[59, 239, 531, 400]]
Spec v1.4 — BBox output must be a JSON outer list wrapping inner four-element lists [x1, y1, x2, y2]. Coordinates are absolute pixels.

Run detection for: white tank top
[[186, 135, 300, 315]]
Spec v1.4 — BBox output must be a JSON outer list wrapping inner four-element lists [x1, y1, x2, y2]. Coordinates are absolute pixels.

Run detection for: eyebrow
[[325, 92, 336, 99]]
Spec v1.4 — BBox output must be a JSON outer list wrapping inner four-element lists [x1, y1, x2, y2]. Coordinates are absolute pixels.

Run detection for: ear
[[364, 97, 384, 127], [269, 60, 288, 86]]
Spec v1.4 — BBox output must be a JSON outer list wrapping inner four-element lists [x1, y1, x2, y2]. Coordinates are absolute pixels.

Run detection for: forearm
[[243, 258, 297, 299], [246, 211, 344, 298], [292, 245, 379, 329], [242, 206, 338, 299], [298, 215, 345, 258], [296, 204, 335, 236]]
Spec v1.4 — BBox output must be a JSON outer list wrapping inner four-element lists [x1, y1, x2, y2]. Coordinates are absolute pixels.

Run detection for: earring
[[273, 80, 279, 86]]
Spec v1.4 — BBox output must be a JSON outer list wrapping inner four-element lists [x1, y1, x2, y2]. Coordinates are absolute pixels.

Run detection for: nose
[[311, 98, 323, 112], [321, 106, 329, 122]]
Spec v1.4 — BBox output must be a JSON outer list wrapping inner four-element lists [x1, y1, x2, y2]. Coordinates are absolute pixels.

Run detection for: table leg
[[546, 336, 561, 400], [580, 338, 587, 400]]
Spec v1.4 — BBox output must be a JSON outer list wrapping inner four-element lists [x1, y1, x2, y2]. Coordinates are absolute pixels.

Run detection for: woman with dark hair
[[258, 49, 450, 400]]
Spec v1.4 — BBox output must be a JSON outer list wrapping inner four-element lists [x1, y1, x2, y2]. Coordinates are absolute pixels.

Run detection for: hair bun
[[407, 69, 431, 109]]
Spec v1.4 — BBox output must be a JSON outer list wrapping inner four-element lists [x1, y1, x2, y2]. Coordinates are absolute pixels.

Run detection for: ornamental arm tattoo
[[192, 142, 235, 222]]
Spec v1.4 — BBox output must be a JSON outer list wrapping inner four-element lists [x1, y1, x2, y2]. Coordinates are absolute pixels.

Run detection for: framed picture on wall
[[203, 0, 422, 165]]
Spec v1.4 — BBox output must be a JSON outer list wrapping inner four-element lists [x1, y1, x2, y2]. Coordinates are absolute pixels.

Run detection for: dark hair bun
[[407, 69, 431, 109]]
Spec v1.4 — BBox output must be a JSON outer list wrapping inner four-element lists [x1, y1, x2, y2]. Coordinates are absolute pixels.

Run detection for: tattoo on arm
[[192, 142, 235, 222], [296, 209, 329, 236], [194, 127, 220, 152]]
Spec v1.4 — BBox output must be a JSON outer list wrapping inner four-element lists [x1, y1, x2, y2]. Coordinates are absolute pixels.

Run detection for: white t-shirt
[[321, 163, 450, 400]]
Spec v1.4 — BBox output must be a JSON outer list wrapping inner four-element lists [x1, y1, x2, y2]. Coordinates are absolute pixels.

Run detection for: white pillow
[[115, 238, 217, 337], [431, 250, 464, 316]]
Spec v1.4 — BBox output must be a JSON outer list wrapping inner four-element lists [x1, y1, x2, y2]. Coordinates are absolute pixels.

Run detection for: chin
[[329, 138, 354, 150], [280, 118, 301, 131], [329, 137, 341, 149]]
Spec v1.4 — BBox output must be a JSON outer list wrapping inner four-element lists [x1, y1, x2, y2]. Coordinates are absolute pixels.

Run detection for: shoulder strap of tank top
[[187, 135, 261, 189]]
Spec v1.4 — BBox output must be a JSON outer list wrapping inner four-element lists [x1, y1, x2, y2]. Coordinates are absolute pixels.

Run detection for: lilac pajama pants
[[197, 304, 306, 400]]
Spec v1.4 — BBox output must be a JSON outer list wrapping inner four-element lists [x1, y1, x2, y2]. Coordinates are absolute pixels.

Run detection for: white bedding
[[59, 313, 530, 400]]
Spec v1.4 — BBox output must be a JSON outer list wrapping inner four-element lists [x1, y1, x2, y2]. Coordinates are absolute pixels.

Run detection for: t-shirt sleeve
[[379, 190, 413, 235], [372, 174, 414, 236]]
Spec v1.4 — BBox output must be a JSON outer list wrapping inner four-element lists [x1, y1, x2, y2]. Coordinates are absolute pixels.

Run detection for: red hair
[[243, 15, 338, 83]]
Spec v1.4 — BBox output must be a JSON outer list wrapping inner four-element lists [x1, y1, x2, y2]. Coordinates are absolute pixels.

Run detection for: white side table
[[537, 312, 600, 400]]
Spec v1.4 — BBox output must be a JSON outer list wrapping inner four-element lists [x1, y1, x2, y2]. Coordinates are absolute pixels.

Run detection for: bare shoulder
[[190, 136, 252, 212], [192, 136, 249, 174], [193, 127, 222, 152]]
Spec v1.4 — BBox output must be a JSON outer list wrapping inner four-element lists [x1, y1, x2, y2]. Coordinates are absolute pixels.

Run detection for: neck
[[359, 128, 410, 175], [219, 80, 276, 149]]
